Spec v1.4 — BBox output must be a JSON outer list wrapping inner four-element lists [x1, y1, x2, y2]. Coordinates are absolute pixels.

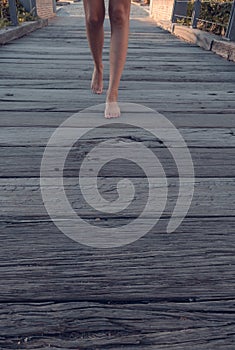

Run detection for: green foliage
[[0, 0, 37, 28], [17, 0, 38, 23], [0, 0, 10, 26], [0, 17, 10, 28], [177, 0, 233, 36]]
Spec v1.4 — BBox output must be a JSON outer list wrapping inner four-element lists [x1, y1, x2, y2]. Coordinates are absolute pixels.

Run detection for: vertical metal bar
[[52, 0, 57, 13], [8, 0, 18, 26], [31, 0, 37, 17], [171, 0, 178, 23], [225, 0, 235, 41], [191, 0, 201, 29]]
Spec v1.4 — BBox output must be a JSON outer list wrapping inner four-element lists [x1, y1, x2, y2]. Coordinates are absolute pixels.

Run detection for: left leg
[[105, 0, 131, 118], [83, 0, 105, 94]]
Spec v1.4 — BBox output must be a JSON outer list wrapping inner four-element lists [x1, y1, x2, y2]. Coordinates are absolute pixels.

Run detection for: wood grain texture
[[0, 147, 234, 177], [0, 300, 234, 349], [0, 6, 235, 349]]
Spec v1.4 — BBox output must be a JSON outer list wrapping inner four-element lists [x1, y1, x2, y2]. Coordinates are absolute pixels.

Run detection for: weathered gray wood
[[0, 7, 235, 350], [0, 146, 234, 178], [1, 102, 235, 114], [0, 300, 234, 349], [1, 60, 235, 71], [0, 126, 234, 147], [0, 216, 235, 304], [0, 111, 235, 128], [1, 68, 235, 82], [0, 177, 234, 218], [1, 88, 235, 100], [1, 56, 234, 64], [1, 79, 235, 89]]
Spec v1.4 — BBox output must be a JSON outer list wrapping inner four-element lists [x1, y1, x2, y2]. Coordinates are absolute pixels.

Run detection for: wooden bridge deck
[[0, 5, 235, 349]]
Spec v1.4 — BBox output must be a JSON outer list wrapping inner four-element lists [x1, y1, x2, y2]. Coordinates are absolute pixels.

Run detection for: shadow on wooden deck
[[0, 10, 235, 350]]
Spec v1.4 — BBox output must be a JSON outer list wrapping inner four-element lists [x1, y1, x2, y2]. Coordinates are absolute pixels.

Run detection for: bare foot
[[91, 65, 103, 94], [105, 102, 121, 118], [105, 91, 120, 118]]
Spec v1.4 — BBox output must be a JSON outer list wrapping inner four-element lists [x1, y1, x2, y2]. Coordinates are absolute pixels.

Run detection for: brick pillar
[[150, 0, 175, 22], [150, 0, 188, 24], [36, 0, 56, 19]]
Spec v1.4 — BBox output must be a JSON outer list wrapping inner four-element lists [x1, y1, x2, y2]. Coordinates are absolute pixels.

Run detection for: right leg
[[83, 0, 105, 94]]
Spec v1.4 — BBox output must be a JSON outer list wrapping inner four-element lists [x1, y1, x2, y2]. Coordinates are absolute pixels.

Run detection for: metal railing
[[8, 0, 18, 25], [0, 0, 38, 27], [172, 0, 235, 40]]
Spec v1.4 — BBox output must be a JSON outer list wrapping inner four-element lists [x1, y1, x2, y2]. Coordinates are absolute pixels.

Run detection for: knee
[[110, 8, 128, 27], [86, 14, 104, 28]]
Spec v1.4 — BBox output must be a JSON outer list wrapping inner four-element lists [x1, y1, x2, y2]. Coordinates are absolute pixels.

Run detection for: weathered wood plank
[[0, 80, 235, 92], [1, 88, 235, 102], [0, 126, 234, 147], [0, 111, 235, 128], [1, 57, 234, 65], [1, 104, 234, 114], [0, 177, 234, 218], [1, 69, 235, 82], [1, 61, 235, 73], [0, 53, 227, 63], [0, 300, 234, 349], [1, 102, 235, 114], [0, 8, 235, 350], [0, 216, 234, 302], [0, 146, 234, 178]]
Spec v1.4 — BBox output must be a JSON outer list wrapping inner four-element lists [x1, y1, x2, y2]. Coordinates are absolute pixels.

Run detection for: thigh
[[83, 0, 105, 21]]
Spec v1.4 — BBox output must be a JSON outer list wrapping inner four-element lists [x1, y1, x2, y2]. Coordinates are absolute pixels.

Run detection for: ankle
[[106, 89, 118, 102], [94, 63, 103, 72]]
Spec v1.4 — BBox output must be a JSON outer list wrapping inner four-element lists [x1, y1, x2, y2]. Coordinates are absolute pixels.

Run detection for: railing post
[[171, 0, 178, 23], [225, 0, 235, 41], [8, 0, 18, 26], [191, 0, 201, 29]]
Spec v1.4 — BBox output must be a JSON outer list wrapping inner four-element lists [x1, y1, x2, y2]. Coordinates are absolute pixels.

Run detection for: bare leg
[[105, 0, 131, 118], [83, 0, 105, 94]]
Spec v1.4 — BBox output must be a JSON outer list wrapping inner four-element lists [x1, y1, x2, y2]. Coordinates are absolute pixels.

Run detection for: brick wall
[[150, 0, 175, 22], [36, 0, 55, 19]]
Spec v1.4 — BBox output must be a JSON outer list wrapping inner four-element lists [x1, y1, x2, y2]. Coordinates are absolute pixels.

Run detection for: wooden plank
[[0, 300, 234, 349], [0, 8, 235, 350], [1, 58, 234, 66], [0, 44, 214, 53], [0, 217, 234, 302], [1, 68, 235, 82], [0, 177, 234, 218], [0, 80, 235, 94], [0, 53, 227, 63], [0, 146, 234, 178], [0, 126, 234, 147], [1, 88, 235, 101], [1, 102, 235, 114], [0, 111, 235, 128], [1, 60, 235, 70]]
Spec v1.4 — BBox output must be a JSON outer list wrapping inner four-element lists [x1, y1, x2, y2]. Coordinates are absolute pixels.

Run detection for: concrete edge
[[152, 19, 235, 63], [0, 19, 48, 45], [172, 24, 215, 51], [211, 39, 235, 62]]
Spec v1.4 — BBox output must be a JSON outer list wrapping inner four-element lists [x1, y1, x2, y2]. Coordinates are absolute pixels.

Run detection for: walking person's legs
[[83, 0, 131, 117], [105, 0, 131, 118], [83, 0, 105, 94]]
